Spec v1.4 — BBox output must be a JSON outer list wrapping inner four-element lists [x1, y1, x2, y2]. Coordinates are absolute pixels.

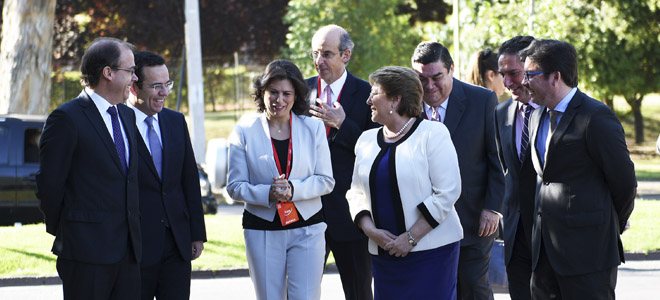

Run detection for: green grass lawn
[[621, 199, 660, 253]]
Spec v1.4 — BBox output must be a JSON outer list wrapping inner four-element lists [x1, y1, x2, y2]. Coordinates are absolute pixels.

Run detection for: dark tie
[[107, 106, 127, 174], [520, 104, 534, 163], [145, 116, 163, 178], [549, 110, 560, 134]]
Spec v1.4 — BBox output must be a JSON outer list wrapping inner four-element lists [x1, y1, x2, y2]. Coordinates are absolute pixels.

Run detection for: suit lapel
[[545, 91, 582, 168], [444, 79, 467, 136], [307, 77, 319, 110], [529, 106, 545, 176], [118, 104, 137, 174], [78, 91, 126, 175], [158, 112, 169, 182], [339, 72, 359, 119], [505, 101, 520, 169]]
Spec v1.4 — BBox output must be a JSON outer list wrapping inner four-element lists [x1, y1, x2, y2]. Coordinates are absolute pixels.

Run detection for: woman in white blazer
[[226, 60, 335, 300], [346, 66, 463, 299]]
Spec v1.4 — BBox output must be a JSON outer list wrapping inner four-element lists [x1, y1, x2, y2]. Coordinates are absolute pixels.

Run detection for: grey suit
[[528, 89, 636, 297], [423, 79, 505, 299], [494, 99, 536, 299]]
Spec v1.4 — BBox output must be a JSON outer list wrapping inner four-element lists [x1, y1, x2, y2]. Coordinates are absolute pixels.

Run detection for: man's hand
[[478, 209, 501, 237], [192, 241, 204, 260], [309, 99, 346, 129]]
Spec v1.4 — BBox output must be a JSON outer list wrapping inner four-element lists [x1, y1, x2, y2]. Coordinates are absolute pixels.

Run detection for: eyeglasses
[[309, 50, 340, 60], [113, 66, 136, 75], [147, 80, 174, 91], [524, 70, 544, 81]]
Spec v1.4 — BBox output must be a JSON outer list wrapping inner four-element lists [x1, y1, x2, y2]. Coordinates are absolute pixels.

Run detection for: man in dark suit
[[36, 37, 142, 299], [522, 39, 636, 299], [412, 41, 505, 300], [128, 51, 207, 300], [306, 24, 377, 300], [493, 35, 537, 300]]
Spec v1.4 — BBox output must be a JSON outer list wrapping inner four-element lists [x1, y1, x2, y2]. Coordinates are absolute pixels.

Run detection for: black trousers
[[141, 227, 192, 300], [325, 233, 373, 300], [531, 241, 617, 300], [57, 249, 140, 300], [457, 236, 495, 300], [506, 221, 532, 300]]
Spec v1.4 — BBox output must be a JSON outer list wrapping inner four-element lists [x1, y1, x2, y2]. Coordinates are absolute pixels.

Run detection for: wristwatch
[[407, 231, 417, 247]]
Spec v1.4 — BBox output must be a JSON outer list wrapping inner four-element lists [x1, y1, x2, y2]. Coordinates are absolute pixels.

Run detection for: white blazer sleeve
[[420, 123, 462, 225], [226, 123, 272, 208], [289, 119, 335, 201]]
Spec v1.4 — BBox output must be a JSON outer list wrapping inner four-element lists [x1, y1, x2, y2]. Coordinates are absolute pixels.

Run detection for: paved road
[[2, 259, 659, 299]]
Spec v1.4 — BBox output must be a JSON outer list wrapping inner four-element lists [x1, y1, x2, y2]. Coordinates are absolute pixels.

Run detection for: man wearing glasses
[[37, 37, 142, 299], [493, 35, 537, 300], [128, 51, 207, 300], [521, 39, 636, 299], [306, 24, 377, 300], [411, 41, 505, 300]]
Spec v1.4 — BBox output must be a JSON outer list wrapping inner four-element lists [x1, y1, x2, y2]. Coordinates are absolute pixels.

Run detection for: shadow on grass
[[2, 247, 56, 263]]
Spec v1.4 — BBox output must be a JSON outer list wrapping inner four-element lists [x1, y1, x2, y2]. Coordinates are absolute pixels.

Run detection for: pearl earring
[[389, 110, 393, 114]]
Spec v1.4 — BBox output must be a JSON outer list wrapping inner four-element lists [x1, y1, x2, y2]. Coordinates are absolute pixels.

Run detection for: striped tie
[[520, 104, 533, 163]]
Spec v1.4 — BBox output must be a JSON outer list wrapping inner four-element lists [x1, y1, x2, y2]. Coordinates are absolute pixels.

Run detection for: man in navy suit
[[412, 41, 505, 300], [128, 51, 207, 300], [522, 39, 636, 299], [493, 35, 537, 300], [37, 37, 142, 299], [306, 24, 377, 300]]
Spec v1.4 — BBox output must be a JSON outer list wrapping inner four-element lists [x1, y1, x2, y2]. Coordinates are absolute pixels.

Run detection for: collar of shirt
[[552, 87, 577, 114], [127, 102, 161, 149], [85, 87, 130, 160], [424, 97, 449, 120], [319, 69, 348, 103]]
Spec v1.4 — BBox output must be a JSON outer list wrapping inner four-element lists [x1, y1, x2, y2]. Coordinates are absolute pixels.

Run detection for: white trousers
[[244, 222, 327, 300]]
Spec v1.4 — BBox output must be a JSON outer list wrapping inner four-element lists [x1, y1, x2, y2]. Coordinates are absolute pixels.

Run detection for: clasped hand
[[367, 228, 412, 258], [309, 99, 345, 129], [269, 174, 292, 202]]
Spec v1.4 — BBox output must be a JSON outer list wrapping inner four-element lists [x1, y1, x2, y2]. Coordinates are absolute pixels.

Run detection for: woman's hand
[[384, 233, 414, 258], [269, 174, 292, 202], [357, 215, 397, 250]]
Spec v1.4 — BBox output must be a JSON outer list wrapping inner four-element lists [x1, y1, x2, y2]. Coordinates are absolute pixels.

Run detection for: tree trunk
[[0, 0, 56, 115], [626, 95, 644, 144]]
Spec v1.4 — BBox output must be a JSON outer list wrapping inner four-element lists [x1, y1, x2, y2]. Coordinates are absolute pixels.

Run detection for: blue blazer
[[528, 89, 636, 276], [306, 72, 377, 241], [135, 108, 207, 267], [421, 79, 504, 246], [494, 98, 537, 265], [37, 90, 141, 264]]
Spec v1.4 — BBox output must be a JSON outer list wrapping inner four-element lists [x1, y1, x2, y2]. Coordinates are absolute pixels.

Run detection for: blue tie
[[520, 104, 533, 163], [145, 116, 163, 178], [107, 106, 127, 174]]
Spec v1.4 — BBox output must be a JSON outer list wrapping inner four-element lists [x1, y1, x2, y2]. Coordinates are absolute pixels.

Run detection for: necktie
[[324, 85, 332, 107], [549, 110, 560, 134], [431, 106, 441, 122], [107, 106, 127, 174], [520, 104, 533, 163], [145, 116, 163, 178]]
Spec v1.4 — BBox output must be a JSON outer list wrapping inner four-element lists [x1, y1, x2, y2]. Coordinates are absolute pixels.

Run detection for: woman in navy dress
[[347, 66, 463, 299]]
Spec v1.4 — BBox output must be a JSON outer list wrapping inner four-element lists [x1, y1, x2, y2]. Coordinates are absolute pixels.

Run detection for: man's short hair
[[411, 41, 454, 71], [80, 37, 135, 87], [519, 39, 578, 88], [134, 51, 167, 89], [338, 30, 355, 53], [498, 36, 535, 59]]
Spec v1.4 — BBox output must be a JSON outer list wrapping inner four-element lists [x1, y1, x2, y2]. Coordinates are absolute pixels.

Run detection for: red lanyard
[[317, 77, 345, 135], [270, 113, 293, 179]]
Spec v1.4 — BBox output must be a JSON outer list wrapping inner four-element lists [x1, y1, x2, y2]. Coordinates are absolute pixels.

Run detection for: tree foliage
[[52, 0, 289, 68], [434, 0, 660, 144], [284, 0, 423, 80]]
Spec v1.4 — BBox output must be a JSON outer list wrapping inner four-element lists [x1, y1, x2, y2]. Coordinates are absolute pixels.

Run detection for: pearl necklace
[[383, 118, 414, 139]]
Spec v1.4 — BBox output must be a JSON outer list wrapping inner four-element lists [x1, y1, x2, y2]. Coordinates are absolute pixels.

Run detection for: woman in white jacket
[[226, 60, 335, 300], [347, 66, 463, 299]]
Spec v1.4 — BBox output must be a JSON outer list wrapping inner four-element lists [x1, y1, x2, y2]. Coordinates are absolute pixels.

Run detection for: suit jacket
[[528, 89, 636, 276], [494, 99, 537, 265], [347, 119, 463, 254], [36, 90, 141, 264], [226, 113, 335, 220], [135, 108, 207, 267], [421, 79, 505, 246], [306, 72, 378, 242]]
